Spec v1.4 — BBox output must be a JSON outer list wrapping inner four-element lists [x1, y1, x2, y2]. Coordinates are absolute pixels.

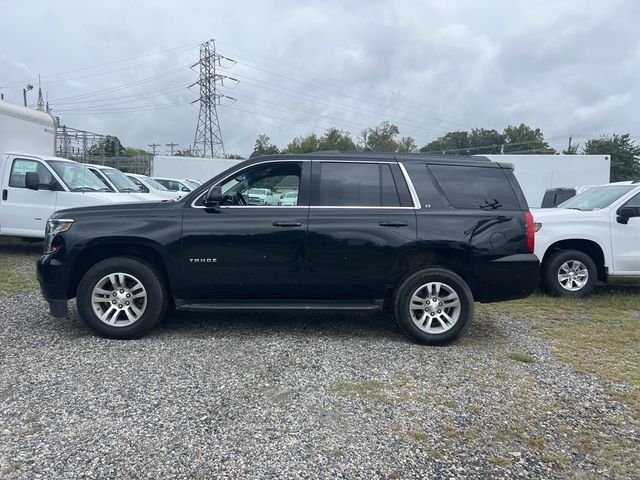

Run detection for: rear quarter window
[[429, 164, 521, 210]]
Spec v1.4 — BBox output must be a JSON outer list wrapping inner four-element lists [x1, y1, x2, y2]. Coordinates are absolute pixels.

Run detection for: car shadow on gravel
[[157, 309, 409, 343]]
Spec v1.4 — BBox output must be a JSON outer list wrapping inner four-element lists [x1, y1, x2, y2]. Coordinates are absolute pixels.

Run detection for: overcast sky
[[1, 0, 638, 156]]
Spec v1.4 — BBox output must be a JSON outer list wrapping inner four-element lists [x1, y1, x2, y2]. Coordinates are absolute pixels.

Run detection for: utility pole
[[147, 143, 160, 155], [191, 39, 238, 158], [166, 142, 179, 155]]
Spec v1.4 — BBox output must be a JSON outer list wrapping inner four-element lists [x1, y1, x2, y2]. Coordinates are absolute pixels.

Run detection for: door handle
[[379, 220, 408, 227], [272, 221, 302, 228]]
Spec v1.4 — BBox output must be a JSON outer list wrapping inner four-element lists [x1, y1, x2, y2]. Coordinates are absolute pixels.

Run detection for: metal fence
[[82, 156, 152, 175]]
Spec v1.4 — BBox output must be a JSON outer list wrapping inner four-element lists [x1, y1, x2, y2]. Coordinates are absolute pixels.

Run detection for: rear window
[[429, 165, 521, 210]]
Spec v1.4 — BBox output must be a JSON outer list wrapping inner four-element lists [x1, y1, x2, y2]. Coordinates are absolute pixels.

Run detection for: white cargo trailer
[[151, 155, 240, 183], [482, 154, 610, 208]]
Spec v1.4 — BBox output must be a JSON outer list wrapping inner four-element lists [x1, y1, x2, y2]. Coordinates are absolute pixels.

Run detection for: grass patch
[[23, 414, 39, 424], [0, 236, 41, 295], [21, 426, 44, 436], [488, 456, 510, 467], [407, 431, 427, 441], [507, 352, 535, 364], [1, 462, 23, 475], [332, 449, 345, 458], [330, 380, 385, 400], [478, 291, 640, 414]]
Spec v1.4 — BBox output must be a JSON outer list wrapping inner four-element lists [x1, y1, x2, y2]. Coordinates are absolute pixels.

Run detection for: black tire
[[394, 268, 474, 345], [76, 257, 167, 339], [542, 249, 597, 298]]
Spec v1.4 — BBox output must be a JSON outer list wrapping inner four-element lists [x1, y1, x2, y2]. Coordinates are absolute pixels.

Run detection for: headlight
[[45, 218, 74, 254]]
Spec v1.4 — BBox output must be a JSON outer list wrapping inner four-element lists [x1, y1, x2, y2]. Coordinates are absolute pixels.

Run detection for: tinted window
[[429, 165, 520, 210], [317, 162, 401, 207]]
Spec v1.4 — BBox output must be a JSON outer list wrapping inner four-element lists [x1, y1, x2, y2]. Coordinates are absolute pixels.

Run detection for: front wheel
[[76, 257, 168, 339], [394, 268, 474, 345], [542, 249, 597, 297]]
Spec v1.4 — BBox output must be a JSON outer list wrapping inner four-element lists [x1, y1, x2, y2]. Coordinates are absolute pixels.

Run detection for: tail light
[[524, 211, 535, 253]]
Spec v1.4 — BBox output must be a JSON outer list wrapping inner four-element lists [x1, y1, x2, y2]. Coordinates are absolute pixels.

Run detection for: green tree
[[224, 153, 245, 160], [467, 128, 505, 154], [583, 134, 640, 181], [285, 133, 320, 154], [317, 128, 358, 151], [360, 121, 414, 152], [88, 135, 126, 157], [420, 130, 471, 154], [503, 123, 552, 154], [124, 147, 150, 157], [254, 134, 280, 155], [397, 136, 417, 153], [174, 148, 194, 157]]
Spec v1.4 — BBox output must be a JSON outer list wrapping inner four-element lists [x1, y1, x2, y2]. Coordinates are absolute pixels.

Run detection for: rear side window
[[429, 165, 521, 210], [316, 162, 406, 207]]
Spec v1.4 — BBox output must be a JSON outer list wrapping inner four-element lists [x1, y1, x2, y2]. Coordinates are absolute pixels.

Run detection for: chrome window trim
[[190, 158, 421, 210], [397, 162, 421, 210]]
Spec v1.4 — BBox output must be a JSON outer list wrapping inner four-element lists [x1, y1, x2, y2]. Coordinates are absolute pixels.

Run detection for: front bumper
[[36, 254, 70, 318], [476, 253, 540, 303]]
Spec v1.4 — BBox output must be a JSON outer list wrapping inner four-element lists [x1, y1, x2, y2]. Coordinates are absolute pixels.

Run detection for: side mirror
[[616, 205, 640, 224], [204, 185, 223, 209], [25, 172, 40, 190], [182, 187, 190, 192]]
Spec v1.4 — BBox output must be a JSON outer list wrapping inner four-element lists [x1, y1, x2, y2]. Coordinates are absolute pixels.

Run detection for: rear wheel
[[394, 268, 474, 345], [76, 257, 167, 339], [542, 249, 597, 297]]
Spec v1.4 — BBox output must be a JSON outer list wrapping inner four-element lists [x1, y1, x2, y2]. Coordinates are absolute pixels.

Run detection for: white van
[[0, 101, 141, 239]]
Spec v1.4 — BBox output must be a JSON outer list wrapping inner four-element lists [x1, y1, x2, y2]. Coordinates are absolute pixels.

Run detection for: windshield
[[102, 169, 140, 192], [184, 179, 201, 190], [47, 161, 111, 192], [140, 176, 169, 191], [558, 185, 635, 210]]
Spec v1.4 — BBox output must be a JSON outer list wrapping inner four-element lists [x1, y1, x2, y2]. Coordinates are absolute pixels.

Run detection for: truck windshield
[[558, 185, 635, 211], [47, 161, 111, 192], [102, 169, 139, 192]]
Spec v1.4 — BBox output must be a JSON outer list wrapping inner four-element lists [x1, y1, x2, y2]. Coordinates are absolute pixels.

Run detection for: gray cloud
[[0, 0, 637, 156]]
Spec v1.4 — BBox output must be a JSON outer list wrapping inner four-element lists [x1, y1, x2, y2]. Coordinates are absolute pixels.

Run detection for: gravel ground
[[0, 246, 638, 479]]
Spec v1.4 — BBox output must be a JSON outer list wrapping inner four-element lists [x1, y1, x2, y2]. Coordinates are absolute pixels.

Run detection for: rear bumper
[[36, 254, 70, 318], [476, 253, 540, 303]]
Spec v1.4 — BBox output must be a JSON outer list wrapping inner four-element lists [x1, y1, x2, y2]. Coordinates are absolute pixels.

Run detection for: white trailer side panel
[[483, 154, 610, 208], [0, 101, 56, 156], [151, 156, 240, 182]]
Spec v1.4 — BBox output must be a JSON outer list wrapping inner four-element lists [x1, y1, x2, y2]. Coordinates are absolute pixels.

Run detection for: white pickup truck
[[0, 101, 143, 239], [533, 181, 640, 296]]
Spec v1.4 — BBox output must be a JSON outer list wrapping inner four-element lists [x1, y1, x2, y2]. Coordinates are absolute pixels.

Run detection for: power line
[[148, 143, 160, 155], [165, 143, 179, 155], [1, 42, 201, 89], [215, 39, 490, 126]]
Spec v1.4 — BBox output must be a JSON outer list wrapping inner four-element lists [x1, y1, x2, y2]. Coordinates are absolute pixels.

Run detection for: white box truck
[[482, 154, 610, 208], [151, 155, 240, 183], [0, 101, 142, 239]]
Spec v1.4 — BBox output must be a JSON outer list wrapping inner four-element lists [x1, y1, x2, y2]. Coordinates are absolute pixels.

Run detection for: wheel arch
[[542, 239, 607, 281], [386, 249, 479, 306], [68, 239, 172, 299]]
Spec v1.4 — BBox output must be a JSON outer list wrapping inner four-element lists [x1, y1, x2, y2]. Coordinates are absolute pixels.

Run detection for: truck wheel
[[394, 268, 474, 345], [542, 249, 597, 297], [76, 257, 167, 339]]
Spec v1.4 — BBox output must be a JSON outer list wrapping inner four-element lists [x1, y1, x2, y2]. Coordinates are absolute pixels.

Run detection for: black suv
[[37, 152, 539, 344]]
